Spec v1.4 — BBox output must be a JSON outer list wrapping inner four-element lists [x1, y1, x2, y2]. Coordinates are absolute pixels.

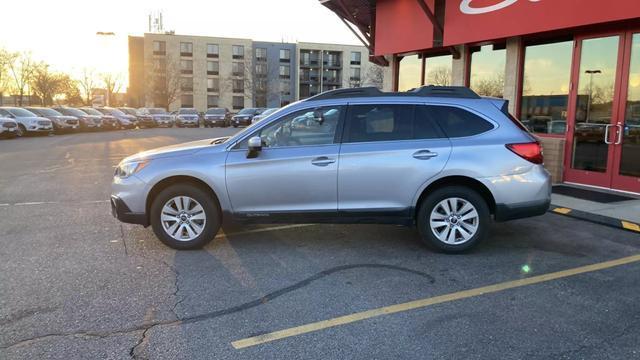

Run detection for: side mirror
[[246, 136, 262, 159]]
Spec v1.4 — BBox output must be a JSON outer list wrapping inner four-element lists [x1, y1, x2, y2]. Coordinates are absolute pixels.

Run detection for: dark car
[[175, 108, 200, 128], [120, 107, 155, 128], [203, 107, 231, 127], [80, 107, 120, 130], [52, 106, 102, 131], [139, 108, 174, 127], [231, 108, 265, 127], [25, 107, 79, 133], [95, 107, 136, 129]]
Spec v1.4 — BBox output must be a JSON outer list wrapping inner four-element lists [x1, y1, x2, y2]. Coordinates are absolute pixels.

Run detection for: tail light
[[506, 142, 543, 164]]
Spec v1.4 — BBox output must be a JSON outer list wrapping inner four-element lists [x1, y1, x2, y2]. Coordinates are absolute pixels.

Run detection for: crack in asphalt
[[119, 224, 129, 256], [1, 263, 435, 358]]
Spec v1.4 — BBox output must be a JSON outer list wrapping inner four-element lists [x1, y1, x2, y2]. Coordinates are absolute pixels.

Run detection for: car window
[[429, 106, 494, 138], [239, 106, 343, 149], [414, 106, 447, 139], [346, 104, 413, 143]]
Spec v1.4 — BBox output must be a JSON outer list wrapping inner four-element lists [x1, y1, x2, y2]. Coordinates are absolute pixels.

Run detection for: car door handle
[[413, 150, 438, 160], [311, 156, 336, 166]]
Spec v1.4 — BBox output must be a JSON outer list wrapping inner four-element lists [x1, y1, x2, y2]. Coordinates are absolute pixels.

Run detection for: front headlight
[[115, 160, 149, 178]]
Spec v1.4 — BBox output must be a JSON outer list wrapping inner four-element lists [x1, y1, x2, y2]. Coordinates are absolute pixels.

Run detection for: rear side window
[[346, 104, 445, 142], [429, 106, 494, 137]]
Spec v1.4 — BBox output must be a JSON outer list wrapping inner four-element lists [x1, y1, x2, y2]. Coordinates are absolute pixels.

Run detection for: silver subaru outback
[[111, 86, 551, 253]]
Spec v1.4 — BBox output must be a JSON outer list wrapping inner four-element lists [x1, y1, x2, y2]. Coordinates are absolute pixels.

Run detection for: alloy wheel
[[160, 196, 207, 241], [429, 197, 479, 245]]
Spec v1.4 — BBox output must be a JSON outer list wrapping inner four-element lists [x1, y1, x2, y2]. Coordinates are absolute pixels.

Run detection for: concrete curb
[[549, 205, 640, 234]]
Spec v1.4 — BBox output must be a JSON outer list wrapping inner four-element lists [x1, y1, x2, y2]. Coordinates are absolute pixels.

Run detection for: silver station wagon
[[111, 86, 551, 253]]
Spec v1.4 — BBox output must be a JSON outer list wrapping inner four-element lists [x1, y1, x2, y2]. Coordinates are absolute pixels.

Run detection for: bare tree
[[222, 49, 254, 106], [426, 66, 451, 86], [473, 72, 505, 98], [30, 63, 66, 106], [0, 48, 15, 106], [361, 66, 385, 89], [57, 75, 83, 106], [8, 52, 35, 106], [145, 58, 181, 110], [77, 68, 97, 106], [100, 72, 123, 106]]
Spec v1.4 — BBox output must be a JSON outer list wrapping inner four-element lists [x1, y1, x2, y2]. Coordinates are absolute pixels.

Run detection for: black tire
[[150, 184, 221, 250], [233, 124, 238, 128], [17, 124, 26, 137], [417, 186, 490, 253]]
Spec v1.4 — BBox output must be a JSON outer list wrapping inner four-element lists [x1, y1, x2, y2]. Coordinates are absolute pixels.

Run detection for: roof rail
[[304, 85, 481, 101]]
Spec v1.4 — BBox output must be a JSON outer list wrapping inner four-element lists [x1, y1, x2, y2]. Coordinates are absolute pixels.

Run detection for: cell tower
[[148, 11, 164, 33]]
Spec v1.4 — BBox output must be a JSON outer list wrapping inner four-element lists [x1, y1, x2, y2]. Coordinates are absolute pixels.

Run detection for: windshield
[[107, 108, 126, 116], [7, 108, 37, 117], [206, 108, 226, 114], [28, 108, 63, 117], [58, 108, 87, 117], [119, 108, 136, 115], [179, 108, 198, 115], [238, 108, 257, 115], [81, 108, 103, 116], [149, 108, 167, 114]]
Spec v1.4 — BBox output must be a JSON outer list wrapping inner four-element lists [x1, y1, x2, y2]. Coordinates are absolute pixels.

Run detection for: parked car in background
[[139, 108, 174, 127], [232, 108, 264, 127], [251, 108, 279, 124], [52, 106, 102, 131], [25, 107, 79, 133], [0, 107, 53, 136], [204, 108, 231, 127], [175, 108, 200, 128], [0, 117, 18, 139], [95, 107, 136, 129], [120, 107, 155, 128], [80, 107, 119, 130]]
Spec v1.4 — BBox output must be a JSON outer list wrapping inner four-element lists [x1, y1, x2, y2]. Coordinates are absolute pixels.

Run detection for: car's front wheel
[[150, 184, 220, 250], [417, 186, 489, 253]]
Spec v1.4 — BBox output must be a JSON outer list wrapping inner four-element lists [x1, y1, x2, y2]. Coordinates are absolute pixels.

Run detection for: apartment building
[[128, 33, 391, 112]]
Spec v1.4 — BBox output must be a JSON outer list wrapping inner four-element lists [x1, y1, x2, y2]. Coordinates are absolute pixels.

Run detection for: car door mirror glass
[[246, 136, 262, 158]]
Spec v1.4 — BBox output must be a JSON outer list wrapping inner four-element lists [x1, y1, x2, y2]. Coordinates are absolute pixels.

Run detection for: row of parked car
[[0, 106, 280, 139]]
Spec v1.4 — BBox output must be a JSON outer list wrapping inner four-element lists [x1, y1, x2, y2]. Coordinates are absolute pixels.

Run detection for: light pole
[[585, 69, 601, 123]]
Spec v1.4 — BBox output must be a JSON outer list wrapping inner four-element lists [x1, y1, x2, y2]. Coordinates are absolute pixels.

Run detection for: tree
[[362, 66, 385, 89], [222, 49, 254, 105], [0, 48, 15, 106], [30, 62, 65, 106], [426, 66, 451, 86], [145, 58, 181, 109], [100, 72, 123, 106], [8, 52, 35, 106], [473, 72, 505, 98], [57, 75, 83, 106], [77, 68, 96, 106]]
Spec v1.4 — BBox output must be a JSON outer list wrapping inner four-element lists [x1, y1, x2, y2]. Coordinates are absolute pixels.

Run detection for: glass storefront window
[[520, 41, 573, 134], [621, 34, 640, 178], [398, 55, 421, 92], [424, 55, 452, 86], [470, 45, 506, 98]]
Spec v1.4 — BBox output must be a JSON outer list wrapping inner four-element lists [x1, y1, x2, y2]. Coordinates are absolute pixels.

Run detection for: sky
[[0, 0, 360, 88]]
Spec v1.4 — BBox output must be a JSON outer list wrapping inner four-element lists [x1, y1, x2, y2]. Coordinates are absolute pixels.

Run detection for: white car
[[0, 117, 18, 138], [251, 108, 279, 124], [0, 107, 53, 136]]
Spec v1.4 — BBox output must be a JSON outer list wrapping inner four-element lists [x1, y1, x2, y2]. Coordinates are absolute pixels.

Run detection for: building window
[[470, 45, 506, 98], [232, 79, 244, 93], [255, 63, 267, 76], [207, 44, 219, 58], [180, 60, 193, 75], [207, 95, 219, 108], [349, 67, 361, 87], [280, 49, 291, 63], [232, 62, 244, 77], [279, 65, 290, 79], [180, 77, 193, 92], [256, 48, 267, 62], [207, 61, 219, 76], [180, 42, 193, 57], [232, 45, 244, 59], [424, 55, 452, 86], [300, 50, 319, 66], [181, 94, 193, 107], [207, 78, 219, 92], [520, 40, 573, 135], [280, 81, 291, 96], [232, 96, 244, 109], [351, 52, 361, 66], [324, 51, 341, 67], [398, 55, 421, 92], [153, 58, 166, 73], [153, 41, 166, 56]]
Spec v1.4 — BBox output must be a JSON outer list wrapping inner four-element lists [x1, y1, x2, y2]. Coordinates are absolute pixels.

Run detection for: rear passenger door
[[337, 104, 452, 217]]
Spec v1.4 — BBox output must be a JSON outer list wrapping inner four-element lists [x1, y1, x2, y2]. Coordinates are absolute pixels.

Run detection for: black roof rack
[[306, 85, 480, 101]]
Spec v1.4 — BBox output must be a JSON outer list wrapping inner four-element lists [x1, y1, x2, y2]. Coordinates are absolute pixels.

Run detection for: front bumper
[[111, 195, 148, 226], [205, 118, 227, 126], [232, 118, 251, 126]]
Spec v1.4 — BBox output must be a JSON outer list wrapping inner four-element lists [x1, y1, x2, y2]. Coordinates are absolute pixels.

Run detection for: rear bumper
[[111, 195, 148, 226], [494, 199, 550, 222]]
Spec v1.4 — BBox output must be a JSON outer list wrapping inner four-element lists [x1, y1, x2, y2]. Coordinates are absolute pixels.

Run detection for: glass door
[[564, 33, 626, 188]]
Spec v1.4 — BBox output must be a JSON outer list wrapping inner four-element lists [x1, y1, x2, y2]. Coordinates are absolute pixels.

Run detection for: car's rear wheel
[[417, 186, 489, 253], [16, 124, 26, 137], [150, 184, 220, 250]]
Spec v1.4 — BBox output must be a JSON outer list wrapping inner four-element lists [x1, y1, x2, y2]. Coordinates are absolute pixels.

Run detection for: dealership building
[[321, 0, 640, 194]]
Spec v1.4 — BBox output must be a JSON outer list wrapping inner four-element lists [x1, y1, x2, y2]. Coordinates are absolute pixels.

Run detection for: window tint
[[429, 106, 494, 137], [414, 106, 445, 139], [347, 105, 412, 142], [241, 106, 343, 149]]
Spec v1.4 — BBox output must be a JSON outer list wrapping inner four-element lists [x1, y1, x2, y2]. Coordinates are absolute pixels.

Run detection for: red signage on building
[[375, 0, 435, 56], [443, 0, 640, 46]]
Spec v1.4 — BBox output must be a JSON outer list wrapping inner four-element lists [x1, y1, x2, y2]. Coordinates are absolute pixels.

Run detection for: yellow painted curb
[[552, 207, 572, 215], [621, 221, 640, 232]]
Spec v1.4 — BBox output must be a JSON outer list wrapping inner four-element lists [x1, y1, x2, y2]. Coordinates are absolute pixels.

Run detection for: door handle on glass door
[[604, 124, 614, 145], [615, 123, 623, 145], [311, 156, 336, 166], [413, 150, 438, 160]]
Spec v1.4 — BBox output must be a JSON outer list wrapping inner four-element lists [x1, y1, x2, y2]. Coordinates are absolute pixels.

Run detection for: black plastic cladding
[[306, 86, 482, 101]]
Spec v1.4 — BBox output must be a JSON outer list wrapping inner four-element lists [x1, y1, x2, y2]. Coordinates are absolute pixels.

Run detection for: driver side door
[[225, 105, 345, 221]]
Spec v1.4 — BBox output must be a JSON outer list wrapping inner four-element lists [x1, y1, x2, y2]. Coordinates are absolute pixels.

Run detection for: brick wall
[[539, 137, 565, 184]]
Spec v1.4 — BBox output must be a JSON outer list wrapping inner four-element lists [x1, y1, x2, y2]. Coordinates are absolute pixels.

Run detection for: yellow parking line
[[621, 221, 640, 232], [552, 207, 572, 215], [231, 253, 640, 349]]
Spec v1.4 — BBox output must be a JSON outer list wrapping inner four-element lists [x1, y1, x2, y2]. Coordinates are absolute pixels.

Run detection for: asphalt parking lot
[[1, 128, 639, 360]]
